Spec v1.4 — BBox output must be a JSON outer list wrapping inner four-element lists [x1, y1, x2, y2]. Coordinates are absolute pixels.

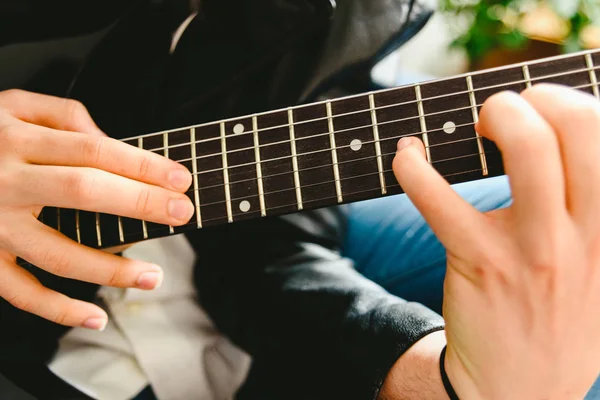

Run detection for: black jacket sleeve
[[190, 207, 444, 400]]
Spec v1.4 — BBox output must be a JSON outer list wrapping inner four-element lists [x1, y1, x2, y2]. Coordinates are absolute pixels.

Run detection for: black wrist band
[[440, 345, 460, 400]]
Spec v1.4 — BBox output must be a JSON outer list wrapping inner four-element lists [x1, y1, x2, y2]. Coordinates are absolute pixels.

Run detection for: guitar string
[[141, 82, 597, 211], [204, 165, 498, 223], [191, 134, 483, 192], [189, 120, 479, 177], [152, 80, 599, 170], [137, 64, 600, 154], [71, 147, 498, 242], [188, 149, 498, 208], [172, 81, 596, 181], [130, 163, 502, 240], [60, 80, 596, 237]]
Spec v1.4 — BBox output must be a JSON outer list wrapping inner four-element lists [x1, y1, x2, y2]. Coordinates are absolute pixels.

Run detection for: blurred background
[[374, 0, 600, 85]]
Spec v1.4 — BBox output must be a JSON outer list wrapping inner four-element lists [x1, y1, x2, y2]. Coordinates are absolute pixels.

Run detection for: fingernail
[[136, 268, 163, 290], [168, 198, 193, 220], [397, 137, 413, 151], [169, 168, 192, 191], [82, 317, 107, 331]]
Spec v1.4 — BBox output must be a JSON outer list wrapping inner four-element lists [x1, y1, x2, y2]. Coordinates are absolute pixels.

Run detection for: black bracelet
[[439, 345, 460, 400]]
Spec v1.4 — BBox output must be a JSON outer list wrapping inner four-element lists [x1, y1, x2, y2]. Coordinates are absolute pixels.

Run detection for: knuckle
[[65, 170, 96, 203], [51, 308, 70, 326], [137, 154, 153, 181], [41, 247, 72, 277], [6, 293, 32, 312], [106, 266, 121, 287], [80, 136, 104, 166], [135, 188, 153, 217], [64, 99, 89, 124], [0, 89, 26, 103]]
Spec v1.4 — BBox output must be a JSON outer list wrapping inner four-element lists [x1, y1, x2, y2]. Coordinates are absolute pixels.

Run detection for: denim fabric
[[342, 176, 600, 399]]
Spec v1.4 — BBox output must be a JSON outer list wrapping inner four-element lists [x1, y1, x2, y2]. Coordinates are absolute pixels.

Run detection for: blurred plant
[[440, 0, 600, 63]]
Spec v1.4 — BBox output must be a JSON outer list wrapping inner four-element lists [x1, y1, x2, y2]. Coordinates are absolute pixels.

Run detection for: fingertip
[[168, 167, 193, 192], [80, 303, 108, 331], [82, 316, 108, 331], [397, 136, 414, 151]]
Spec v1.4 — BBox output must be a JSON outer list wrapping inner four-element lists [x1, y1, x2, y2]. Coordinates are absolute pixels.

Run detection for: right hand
[[0, 90, 194, 331]]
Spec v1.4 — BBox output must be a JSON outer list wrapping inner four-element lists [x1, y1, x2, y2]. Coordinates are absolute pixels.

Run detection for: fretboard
[[39, 49, 600, 249]]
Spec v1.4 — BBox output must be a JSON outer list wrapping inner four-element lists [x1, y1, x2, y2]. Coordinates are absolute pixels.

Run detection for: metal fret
[[326, 102, 343, 203], [117, 216, 124, 243], [369, 94, 387, 195], [75, 210, 81, 244], [137, 137, 149, 239], [415, 85, 432, 164], [585, 53, 600, 99], [466, 76, 489, 176], [163, 133, 175, 234], [56, 208, 61, 232], [220, 122, 234, 222], [95, 213, 102, 247], [522, 65, 532, 88], [287, 109, 304, 210], [253, 116, 267, 216], [190, 128, 202, 228]]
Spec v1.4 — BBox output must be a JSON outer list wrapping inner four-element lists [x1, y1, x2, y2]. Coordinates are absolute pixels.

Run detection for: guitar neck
[[40, 49, 600, 249]]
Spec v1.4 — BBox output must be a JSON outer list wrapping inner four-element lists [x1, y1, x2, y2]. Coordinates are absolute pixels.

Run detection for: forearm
[[378, 330, 449, 400]]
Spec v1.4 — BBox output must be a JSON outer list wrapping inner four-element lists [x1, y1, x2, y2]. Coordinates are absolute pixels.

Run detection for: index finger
[[17, 125, 192, 193]]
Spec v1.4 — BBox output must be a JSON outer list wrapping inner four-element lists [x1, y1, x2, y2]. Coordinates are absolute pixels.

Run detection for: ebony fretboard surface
[[38, 49, 600, 249]]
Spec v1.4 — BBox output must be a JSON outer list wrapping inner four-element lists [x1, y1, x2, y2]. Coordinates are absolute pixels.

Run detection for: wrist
[[378, 330, 448, 400]]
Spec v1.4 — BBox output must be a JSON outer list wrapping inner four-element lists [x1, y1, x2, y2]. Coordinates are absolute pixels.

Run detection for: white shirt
[[48, 235, 251, 400]]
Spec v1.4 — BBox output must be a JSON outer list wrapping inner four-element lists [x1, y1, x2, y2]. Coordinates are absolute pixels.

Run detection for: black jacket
[[0, 1, 444, 399]]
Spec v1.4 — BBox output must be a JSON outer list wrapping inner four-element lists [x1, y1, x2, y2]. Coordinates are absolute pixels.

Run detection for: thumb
[[392, 136, 487, 253]]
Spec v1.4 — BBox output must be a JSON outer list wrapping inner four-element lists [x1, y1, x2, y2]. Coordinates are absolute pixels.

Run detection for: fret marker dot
[[443, 121, 456, 134], [239, 200, 251, 213], [233, 123, 245, 135], [350, 139, 362, 151]]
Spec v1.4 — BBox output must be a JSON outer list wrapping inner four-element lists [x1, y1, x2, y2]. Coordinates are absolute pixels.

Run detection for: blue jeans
[[342, 175, 600, 399]]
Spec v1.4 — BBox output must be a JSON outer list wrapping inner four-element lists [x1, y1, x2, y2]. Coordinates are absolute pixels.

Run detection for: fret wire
[[95, 213, 102, 247], [56, 208, 61, 232], [414, 85, 432, 164], [75, 210, 81, 244], [585, 53, 600, 99], [369, 94, 387, 195], [522, 65, 532, 88], [164, 165, 502, 229], [163, 133, 175, 234], [221, 122, 234, 222], [192, 131, 485, 192], [466, 75, 489, 176], [326, 102, 343, 203], [145, 67, 600, 160], [253, 116, 267, 216], [186, 79, 600, 180], [118, 216, 125, 243], [189, 72, 596, 180], [190, 128, 203, 228], [288, 109, 304, 210], [138, 137, 149, 239], [126, 53, 600, 148], [193, 149, 499, 208]]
